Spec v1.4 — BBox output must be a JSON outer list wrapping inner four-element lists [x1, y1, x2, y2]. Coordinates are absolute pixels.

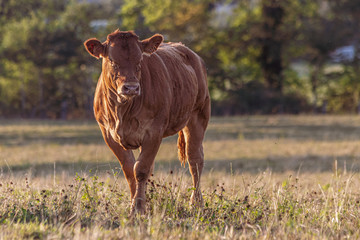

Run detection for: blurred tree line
[[1, 0, 360, 118]]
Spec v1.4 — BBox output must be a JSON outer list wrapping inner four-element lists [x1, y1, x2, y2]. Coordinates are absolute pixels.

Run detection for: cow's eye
[[109, 59, 120, 70]]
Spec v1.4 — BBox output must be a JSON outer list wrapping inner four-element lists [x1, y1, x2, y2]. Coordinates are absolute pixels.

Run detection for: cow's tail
[[177, 130, 187, 167]]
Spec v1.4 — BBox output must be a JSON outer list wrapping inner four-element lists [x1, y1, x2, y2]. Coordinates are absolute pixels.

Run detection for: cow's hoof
[[190, 191, 203, 208], [130, 198, 146, 216]]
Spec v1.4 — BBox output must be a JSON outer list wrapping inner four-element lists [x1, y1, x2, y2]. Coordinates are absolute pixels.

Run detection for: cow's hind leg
[[183, 103, 210, 206]]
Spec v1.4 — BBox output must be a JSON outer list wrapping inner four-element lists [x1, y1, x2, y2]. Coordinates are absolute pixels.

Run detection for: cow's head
[[84, 30, 163, 102]]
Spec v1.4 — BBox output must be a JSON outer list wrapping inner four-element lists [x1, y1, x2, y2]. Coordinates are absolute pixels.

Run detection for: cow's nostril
[[123, 85, 130, 91], [122, 83, 140, 96]]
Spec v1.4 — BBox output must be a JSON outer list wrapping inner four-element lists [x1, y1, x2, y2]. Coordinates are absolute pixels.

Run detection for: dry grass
[[1, 115, 360, 239]]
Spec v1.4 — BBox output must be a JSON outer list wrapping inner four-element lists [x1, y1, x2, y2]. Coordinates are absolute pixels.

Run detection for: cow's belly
[[162, 124, 185, 138], [162, 110, 194, 138]]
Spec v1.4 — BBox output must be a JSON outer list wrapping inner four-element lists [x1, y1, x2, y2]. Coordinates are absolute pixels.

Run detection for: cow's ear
[[84, 38, 106, 59], [141, 34, 163, 55]]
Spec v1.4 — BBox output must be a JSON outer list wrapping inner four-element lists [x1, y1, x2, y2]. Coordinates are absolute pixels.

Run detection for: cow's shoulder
[[152, 42, 199, 68], [158, 42, 190, 55]]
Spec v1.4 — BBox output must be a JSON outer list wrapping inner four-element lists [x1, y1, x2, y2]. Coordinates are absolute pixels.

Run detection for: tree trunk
[[39, 69, 45, 118], [352, 38, 360, 114], [310, 67, 319, 112], [20, 73, 26, 117], [32, 68, 45, 118], [60, 99, 68, 120], [310, 58, 324, 113], [260, 0, 284, 93]]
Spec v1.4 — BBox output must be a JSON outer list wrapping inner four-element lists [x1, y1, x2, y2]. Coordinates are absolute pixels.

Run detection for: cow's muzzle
[[118, 82, 140, 97]]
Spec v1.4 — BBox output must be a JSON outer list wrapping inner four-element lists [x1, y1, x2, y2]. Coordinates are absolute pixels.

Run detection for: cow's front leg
[[131, 138, 162, 215], [100, 126, 136, 198]]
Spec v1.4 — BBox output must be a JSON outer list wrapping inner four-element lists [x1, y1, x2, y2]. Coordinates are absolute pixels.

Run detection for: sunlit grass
[[1, 170, 360, 239], [1, 115, 360, 238]]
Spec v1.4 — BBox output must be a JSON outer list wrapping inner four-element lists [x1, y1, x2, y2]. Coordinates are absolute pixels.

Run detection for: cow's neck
[[108, 92, 144, 149], [106, 89, 142, 124]]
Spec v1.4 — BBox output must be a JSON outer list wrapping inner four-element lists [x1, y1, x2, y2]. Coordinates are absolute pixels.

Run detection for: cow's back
[[141, 43, 209, 137]]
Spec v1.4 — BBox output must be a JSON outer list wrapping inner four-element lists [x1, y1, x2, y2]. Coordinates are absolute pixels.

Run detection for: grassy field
[[1, 115, 360, 239]]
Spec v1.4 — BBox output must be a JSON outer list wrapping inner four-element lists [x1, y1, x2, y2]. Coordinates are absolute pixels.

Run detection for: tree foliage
[[0, 0, 360, 117]]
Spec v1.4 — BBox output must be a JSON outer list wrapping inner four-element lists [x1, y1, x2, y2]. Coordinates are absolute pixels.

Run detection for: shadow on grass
[[204, 155, 360, 173], [0, 119, 104, 147], [0, 130, 104, 147], [1, 154, 359, 178], [205, 124, 360, 142], [4, 118, 360, 147]]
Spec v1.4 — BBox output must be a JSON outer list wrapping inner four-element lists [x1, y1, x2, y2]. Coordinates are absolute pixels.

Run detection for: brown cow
[[84, 29, 210, 214]]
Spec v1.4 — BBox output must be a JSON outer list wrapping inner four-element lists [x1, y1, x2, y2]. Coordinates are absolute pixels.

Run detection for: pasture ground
[[1, 115, 360, 239]]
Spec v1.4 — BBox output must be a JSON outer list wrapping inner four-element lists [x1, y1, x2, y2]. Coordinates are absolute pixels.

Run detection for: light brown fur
[[84, 30, 210, 214]]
